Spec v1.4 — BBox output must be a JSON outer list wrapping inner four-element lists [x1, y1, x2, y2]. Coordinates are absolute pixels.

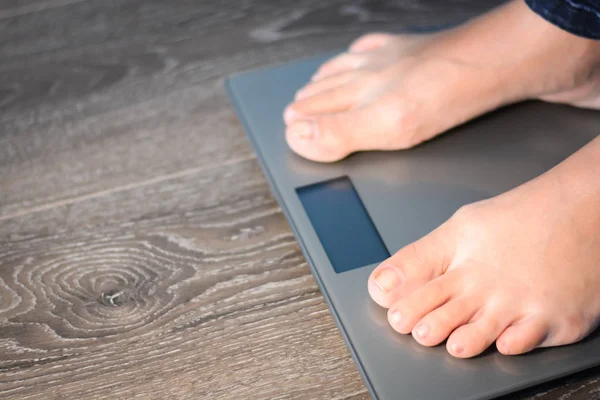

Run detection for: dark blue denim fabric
[[526, 0, 600, 39]]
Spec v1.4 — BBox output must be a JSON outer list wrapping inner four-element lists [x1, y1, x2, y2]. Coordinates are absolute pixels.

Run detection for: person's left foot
[[367, 137, 600, 358], [283, 1, 600, 162]]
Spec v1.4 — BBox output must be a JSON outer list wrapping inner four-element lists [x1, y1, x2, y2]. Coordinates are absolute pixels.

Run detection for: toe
[[496, 318, 549, 355], [369, 223, 454, 308], [284, 78, 367, 122], [284, 111, 356, 162], [412, 297, 478, 346], [286, 86, 425, 162], [386, 271, 461, 335], [447, 311, 511, 358], [294, 71, 360, 102], [349, 33, 394, 53], [311, 53, 366, 81], [285, 97, 389, 162]]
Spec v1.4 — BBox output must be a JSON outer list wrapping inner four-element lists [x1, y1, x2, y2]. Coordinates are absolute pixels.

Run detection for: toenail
[[451, 343, 463, 355], [294, 89, 308, 100], [373, 266, 401, 293], [284, 107, 298, 124], [415, 323, 429, 339], [390, 310, 402, 326], [287, 120, 315, 139]]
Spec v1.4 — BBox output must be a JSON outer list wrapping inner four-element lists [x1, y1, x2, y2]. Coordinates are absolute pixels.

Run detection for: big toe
[[285, 113, 355, 162], [368, 223, 454, 308], [285, 92, 401, 162]]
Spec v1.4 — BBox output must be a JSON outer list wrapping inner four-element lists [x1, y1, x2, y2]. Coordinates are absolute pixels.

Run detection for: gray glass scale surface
[[225, 52, 600, 400]]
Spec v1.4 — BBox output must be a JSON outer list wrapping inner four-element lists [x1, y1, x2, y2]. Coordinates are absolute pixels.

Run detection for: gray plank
[[0, 0, 88, 19], [0, 0, 506, 59], [0, 159, 368, 399]]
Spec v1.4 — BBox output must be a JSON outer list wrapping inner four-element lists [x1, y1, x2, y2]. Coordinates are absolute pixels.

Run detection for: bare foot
[[368, 137, 600, 358], [283, 0, 600, 162]]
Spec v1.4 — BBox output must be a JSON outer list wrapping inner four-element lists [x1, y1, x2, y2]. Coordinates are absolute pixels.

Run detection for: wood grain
[[2, 0, 600, 399], [0, 0, 505, 217], [1, 159, 368, 399]]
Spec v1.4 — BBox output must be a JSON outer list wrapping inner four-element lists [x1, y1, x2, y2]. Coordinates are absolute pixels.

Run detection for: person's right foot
[[367, 136, 600, 358], [283, 0, 600, 162]]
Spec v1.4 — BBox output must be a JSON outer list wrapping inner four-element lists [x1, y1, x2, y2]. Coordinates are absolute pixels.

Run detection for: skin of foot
[[284, 0, 600, 358], [283, 0, 600, 162], [369, 136, 600, 358]]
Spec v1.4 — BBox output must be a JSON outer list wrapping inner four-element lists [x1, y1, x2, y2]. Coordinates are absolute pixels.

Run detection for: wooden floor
[[1, 0, 600, 398]]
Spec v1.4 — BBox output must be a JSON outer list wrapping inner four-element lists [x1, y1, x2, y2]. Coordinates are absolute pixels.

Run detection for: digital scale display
[[296, 177, 390, 274]]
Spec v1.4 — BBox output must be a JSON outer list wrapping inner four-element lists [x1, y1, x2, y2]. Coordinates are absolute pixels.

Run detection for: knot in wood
[[99, 289, 127, 307]]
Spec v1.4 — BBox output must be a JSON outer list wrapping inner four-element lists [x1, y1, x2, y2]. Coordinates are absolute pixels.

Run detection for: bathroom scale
[[225, 52, 600, 400]]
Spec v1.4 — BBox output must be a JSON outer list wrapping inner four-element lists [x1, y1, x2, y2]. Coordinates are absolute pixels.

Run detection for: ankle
[[430, 0, 600, 102], [523, 34, 600, 99]]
